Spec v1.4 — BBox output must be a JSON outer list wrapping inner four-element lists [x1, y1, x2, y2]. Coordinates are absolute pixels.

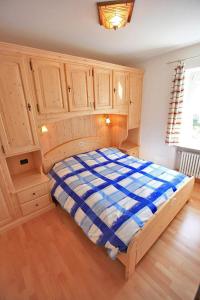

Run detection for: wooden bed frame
[[43, 136, 195, 280]]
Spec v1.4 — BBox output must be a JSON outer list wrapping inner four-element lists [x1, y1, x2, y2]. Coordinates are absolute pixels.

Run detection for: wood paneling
[[43, 136, 111, 173], [0, 186, 11, 227], [31, 58, 68, 114], [0, 54, 38, 156], [39, 115, 104, 154], [65, 63, 93, 112], [113, 70, 129, 109], [111, 115, 128, 147], [0, 165, 12, 226], [94, 67, 112, 110], [129, 73, 143, 129], [39, 115, 128, 172]]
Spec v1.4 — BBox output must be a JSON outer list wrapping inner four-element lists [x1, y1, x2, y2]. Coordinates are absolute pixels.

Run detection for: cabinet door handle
[[1, 145, 5, 154], [130, 100, 133, 104], [27, 103, 32, 111], [113, 88, 116, 93], [36, 103, 40, 113], [68, 86, 71, 93]]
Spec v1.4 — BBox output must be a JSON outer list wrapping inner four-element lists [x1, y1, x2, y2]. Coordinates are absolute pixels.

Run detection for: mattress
[[49, 147, 188, 258]]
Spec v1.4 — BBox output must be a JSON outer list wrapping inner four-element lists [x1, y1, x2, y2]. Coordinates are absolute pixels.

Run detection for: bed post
[[125, 242, 137, 280]]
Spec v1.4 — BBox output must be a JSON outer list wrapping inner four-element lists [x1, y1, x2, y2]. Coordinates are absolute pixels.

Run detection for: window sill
[[177, 144, 200, 152]]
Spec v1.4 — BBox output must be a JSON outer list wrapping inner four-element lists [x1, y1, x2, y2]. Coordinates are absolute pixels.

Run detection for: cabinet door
[[0, 166, 12, 227], [31, 59, 68, 114], [0, 54, 38, 156], [65, 63, 93, 112], [129, 73, 143, 129], [94, 67, 112, 110], [113, 70, 129, 109]]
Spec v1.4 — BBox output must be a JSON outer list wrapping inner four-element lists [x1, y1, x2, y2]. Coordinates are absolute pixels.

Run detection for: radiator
[[179, 151, 200, 178]]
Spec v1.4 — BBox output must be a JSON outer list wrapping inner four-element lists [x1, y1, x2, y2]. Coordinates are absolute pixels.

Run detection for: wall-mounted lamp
[[41, 125, 48, 133], [105, 115, 111, 125]]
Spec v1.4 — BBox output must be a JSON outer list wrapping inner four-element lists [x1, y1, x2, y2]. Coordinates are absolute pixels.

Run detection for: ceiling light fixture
[[97, 0, 135, 30]]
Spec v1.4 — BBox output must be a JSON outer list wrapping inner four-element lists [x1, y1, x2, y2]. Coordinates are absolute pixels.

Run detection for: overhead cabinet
[[31, 58, 68, 114], [128, 73, 143, 129], [65, 63, 93, 112], [30, 58, 139, 119], [113, 70, 129, 109], [0, 54, 38, 156], [93, 67, 112, 110]]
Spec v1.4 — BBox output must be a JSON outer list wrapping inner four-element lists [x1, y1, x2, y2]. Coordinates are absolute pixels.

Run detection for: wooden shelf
[[12, 170, 49, 193], [120, 142, 138, 151]]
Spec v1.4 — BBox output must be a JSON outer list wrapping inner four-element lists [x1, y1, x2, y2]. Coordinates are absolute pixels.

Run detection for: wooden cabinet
[[0, 54, 38, 156], [0, 165, 12, 227], [18, 182, 49, 204], [0, 188, 12, 227], [129, 73, 143, 129], [113, 70, 129, 109], [93, 67, 112, 110], [31, 58, 68, 114], [126, 146, 139, 157], [18, 180, 50, 216], [119, 143, 139, 158], [65, 63, 93, 112], [20, 194, 50, 216]]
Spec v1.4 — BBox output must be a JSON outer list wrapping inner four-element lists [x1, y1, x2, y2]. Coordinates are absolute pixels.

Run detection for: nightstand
[[15, 172, 51, 216], [119, 143, 139, 158], [6, 151, 53, 218]]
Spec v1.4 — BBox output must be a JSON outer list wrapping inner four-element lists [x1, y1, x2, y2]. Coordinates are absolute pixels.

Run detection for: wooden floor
[[0, 184, 200, 300]]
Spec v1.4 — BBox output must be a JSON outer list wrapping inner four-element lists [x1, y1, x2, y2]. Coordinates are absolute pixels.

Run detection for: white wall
[[137, 43, 200, 169]]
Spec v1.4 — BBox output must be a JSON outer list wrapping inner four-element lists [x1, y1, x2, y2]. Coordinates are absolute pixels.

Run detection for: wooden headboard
[[40, 114, 127, 173], [43, 136, 110, 173]]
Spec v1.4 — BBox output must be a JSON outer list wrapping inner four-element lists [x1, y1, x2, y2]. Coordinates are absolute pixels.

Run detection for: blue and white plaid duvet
[[49, 148, 188, 258]]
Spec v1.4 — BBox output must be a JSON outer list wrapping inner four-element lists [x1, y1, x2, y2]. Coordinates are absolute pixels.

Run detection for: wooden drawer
[[18, 183, 49, 204], [21, 194, 50, 216]]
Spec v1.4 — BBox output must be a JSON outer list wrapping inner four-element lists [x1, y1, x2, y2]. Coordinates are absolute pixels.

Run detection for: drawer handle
[[33, 192, 36, 196], [35, 203, 39, 207]]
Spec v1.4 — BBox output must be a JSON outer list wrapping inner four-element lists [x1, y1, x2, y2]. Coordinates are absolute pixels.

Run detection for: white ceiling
[[0, 0, 200, 66]]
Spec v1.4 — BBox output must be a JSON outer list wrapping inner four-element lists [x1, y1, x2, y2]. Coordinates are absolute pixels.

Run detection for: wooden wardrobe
[[0, 42, 144, 232]]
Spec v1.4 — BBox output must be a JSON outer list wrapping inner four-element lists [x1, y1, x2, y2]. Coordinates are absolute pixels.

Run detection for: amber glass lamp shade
[[97, 0, 135, 30]]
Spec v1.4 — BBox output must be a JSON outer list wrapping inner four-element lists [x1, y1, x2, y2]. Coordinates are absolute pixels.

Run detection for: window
[[180, 67, 200, 149]]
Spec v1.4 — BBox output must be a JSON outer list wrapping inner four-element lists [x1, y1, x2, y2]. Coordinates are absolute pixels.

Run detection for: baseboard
[[0, 203, 55, 234]]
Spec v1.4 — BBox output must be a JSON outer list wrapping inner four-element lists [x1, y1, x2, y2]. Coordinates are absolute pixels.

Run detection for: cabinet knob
[[68, 86, 71, 93], [33, 192, 36, 196], [1, 145, 5, 154], [130, 100, 133, 104], [35, 203, 39, 207], [27, 103, 32, 111]]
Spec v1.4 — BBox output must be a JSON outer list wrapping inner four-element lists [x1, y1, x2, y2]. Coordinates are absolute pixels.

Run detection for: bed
[[47, 145, 194, 279]]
